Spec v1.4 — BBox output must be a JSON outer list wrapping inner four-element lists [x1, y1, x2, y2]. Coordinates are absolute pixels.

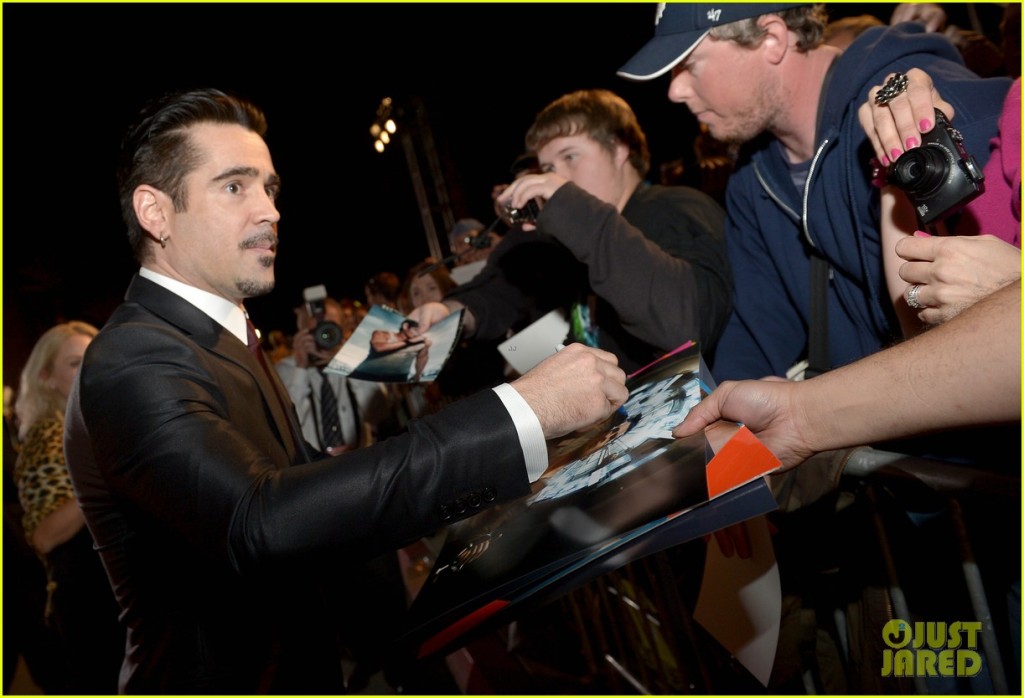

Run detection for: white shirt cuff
[[491, 383, 548, 482]]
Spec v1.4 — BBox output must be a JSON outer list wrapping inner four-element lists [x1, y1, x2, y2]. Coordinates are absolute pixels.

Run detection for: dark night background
[[4, 2, 997, 381]]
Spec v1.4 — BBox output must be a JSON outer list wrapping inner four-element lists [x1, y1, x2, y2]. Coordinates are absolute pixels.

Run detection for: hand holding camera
[[859, 67, 957, 169], [295, 285, 345, 368], [886, 108, 985, 226], [497, 172, 569, 228]]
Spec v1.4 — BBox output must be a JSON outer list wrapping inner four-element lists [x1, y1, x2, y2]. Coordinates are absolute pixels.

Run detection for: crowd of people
[[4, 2, 1018, 694]]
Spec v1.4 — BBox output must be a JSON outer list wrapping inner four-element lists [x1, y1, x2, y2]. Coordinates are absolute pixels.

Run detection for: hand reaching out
[[673, 377, 815, 472]]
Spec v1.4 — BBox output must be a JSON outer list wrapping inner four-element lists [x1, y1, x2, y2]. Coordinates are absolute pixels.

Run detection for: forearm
[[444, 271, 531, 343], [879, 187, 925, 338], [541, 185, 694, 348], [798, 280, 1020, 451], [229, 389, 530, 565]]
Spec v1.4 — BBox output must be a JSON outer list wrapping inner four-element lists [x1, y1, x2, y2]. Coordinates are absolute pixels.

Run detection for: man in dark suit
[[64, 88, 627, 694]]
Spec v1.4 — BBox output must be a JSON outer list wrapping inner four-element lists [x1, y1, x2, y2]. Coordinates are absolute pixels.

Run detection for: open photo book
[[396, 342, 782, 659], [324, 304, 464, 383]]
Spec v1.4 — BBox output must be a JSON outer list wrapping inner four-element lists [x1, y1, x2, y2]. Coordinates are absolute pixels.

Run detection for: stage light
[[370, 97, 396, 152]]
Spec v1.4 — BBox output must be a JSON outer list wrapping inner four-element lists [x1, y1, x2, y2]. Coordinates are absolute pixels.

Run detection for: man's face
[[667, 36, 776, 145], [161, 122, 281, 303], [537, 133, 629, 208]]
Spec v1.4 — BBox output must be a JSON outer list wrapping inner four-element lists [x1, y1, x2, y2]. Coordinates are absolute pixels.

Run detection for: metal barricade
[[561, 446, 1020, 694]]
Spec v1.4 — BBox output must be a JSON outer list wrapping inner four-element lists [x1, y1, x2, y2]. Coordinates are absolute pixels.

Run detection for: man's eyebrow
[[212, 166, 261, 182]]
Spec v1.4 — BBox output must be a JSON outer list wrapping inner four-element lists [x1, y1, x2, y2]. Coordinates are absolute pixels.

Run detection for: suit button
[[439, 504, 451, 521], [454, 498, 467, 514], [468, 492, 481, 508], [482, 488, 496, 503]]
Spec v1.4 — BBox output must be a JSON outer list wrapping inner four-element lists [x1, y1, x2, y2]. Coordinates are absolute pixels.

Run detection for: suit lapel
[[125, 275, 314, 464], [213, 330, 312, 463]]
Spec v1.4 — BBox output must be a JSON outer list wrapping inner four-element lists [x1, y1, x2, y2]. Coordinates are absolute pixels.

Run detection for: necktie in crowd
[[319, 373, 345, 449]]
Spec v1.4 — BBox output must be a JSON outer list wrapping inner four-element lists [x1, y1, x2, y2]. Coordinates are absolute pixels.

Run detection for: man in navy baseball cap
[[615, 2, 1010, 391], [617, 3, 809, 81]]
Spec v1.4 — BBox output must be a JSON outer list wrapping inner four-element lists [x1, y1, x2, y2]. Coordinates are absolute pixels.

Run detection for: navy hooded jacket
[[712, 23, 1012, 381]]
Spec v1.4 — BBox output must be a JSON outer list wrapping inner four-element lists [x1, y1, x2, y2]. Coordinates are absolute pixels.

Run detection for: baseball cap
[[617, 3, 809, 81], [449, 218, 485, 243]]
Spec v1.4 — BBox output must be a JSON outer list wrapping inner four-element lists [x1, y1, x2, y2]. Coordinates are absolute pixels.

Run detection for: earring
[[159, 236, 168, 248]]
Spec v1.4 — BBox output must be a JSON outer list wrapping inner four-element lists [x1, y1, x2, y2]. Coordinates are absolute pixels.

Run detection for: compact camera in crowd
[[887, 108, 985, 227], [302, 284, 344, 351], [502, 198, 541, 226]]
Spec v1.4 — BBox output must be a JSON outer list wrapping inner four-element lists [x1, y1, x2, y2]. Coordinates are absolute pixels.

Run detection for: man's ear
[[613, 141, 631, 169], [133, 185, 171, 239], [758, 13, 791, 65]]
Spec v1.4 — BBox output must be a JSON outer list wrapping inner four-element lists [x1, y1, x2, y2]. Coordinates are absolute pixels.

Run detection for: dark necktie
[[245, 317, 316, 463], [319, 372, 345, 449], [245, 318, 263, 358], [247, 318, 292, 415]]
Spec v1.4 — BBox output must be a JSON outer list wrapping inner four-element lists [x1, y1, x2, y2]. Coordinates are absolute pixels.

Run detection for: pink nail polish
[[891, 148, 903, 160], [919, 119, 933, 132], [880, 154, 889, 167], [905, 137, 920, 149], [914, 230, 932, 238]]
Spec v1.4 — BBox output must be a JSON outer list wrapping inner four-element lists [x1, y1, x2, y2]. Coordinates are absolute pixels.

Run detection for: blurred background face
[[46, 333, 92, 400], [409, 273, 444, 308]]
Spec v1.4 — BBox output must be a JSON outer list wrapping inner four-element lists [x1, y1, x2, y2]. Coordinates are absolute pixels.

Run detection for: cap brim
[[617, 29, 710, 81]]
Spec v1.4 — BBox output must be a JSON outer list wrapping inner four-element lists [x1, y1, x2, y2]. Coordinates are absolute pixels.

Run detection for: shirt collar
[[139, 267, 249, 345]]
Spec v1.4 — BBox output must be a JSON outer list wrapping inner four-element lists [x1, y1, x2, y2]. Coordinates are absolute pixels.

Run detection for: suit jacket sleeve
[[76, 320, 530, 576]]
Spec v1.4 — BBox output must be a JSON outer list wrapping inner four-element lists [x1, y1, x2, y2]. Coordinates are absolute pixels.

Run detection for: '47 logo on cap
[[707, 8, 722, 22]]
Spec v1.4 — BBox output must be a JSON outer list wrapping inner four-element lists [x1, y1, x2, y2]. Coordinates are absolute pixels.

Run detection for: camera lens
[[888, 147, 950, 198], [314, 321, 344, 350]]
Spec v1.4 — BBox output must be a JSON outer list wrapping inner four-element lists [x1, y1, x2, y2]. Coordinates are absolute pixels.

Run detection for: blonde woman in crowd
[[14, 321, 123, 693]]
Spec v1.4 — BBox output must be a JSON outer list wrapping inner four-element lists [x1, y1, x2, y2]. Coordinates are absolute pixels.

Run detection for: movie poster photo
[[324, 304, 463, 383], [399, 345, 778, 657]]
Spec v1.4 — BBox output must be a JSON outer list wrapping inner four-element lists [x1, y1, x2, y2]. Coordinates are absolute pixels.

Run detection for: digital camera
[[502, 198, 540, 226], [302, 284, 344, 351], [887, 108, 985, 226]]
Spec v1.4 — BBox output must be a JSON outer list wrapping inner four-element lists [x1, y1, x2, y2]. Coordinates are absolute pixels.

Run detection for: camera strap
[[805, 253, 831, 379]]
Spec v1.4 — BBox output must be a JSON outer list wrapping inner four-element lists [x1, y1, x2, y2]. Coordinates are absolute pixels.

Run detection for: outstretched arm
[[675, 281, 1020, 470]]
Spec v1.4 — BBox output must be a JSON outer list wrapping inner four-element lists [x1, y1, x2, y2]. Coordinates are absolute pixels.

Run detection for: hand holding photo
[[324, 305, 464, 383]]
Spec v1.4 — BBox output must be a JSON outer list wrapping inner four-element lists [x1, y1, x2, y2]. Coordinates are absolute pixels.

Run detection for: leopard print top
[[14, 415, 76, 542]]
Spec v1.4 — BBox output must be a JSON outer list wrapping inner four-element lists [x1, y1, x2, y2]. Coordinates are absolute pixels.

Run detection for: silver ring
[[906, 284, 924, 309], [875, 72, 909, 106]]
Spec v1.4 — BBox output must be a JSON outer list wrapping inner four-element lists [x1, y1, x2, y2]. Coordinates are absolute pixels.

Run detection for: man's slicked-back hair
[[117, 88, 268, 262], [525, 89, 651, 178]]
